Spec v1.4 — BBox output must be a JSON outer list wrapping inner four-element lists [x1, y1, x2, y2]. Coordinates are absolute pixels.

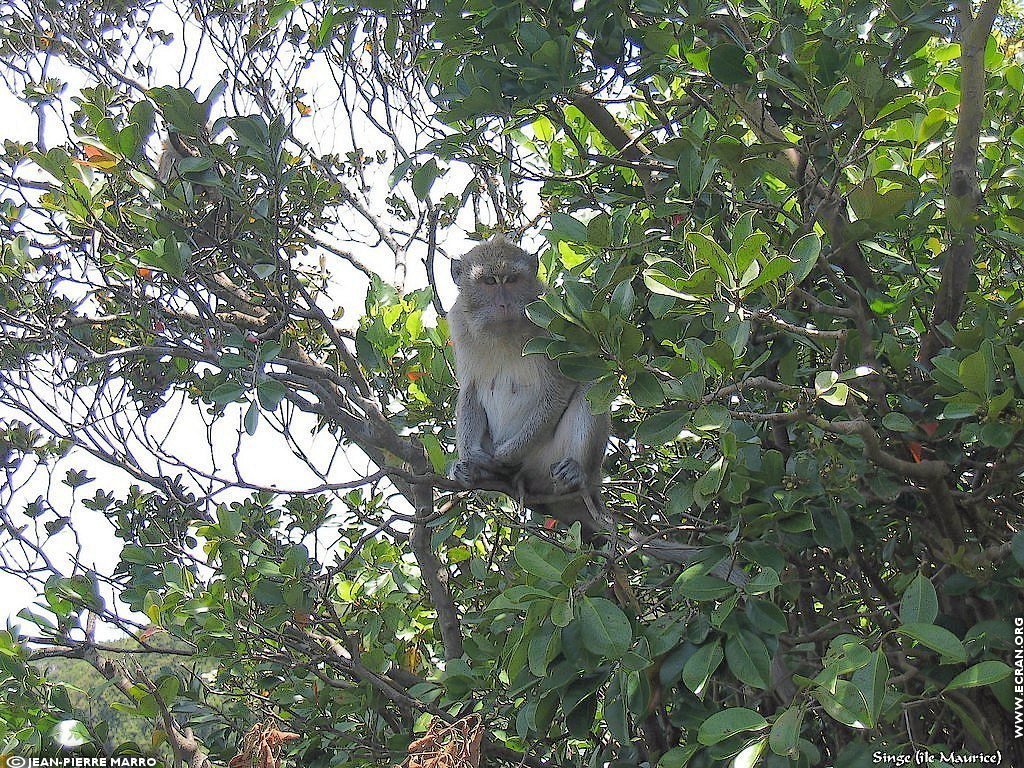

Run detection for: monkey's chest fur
[[467, 343, 548, 446]]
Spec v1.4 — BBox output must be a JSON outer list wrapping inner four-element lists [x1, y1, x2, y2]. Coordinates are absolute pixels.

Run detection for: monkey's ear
[[451, 258, 465, 285], [525, 251, 539, 275]]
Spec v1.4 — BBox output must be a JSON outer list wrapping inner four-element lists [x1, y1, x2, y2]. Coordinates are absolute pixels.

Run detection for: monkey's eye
[[506, 275, 518, 284], [483, 276, 497, 285]]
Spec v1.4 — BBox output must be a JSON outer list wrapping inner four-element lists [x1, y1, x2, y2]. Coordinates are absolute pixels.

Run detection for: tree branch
[[918, 0, 1000, 364]]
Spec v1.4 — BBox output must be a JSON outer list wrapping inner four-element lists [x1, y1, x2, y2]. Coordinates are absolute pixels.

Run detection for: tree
[[1, 0, 1022, 766]]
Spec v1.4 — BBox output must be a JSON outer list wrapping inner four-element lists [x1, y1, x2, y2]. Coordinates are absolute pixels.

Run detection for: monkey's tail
[[536, 493, 748, 587], [631, 535, 747, 587]]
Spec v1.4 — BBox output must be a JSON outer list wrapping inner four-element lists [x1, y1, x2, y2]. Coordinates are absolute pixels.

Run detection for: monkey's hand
[[550, 457, 586, 494], [450, 450, 500, 486]]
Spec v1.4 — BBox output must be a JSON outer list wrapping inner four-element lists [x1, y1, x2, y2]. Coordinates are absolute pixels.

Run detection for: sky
[[0, 4, 489, 638]]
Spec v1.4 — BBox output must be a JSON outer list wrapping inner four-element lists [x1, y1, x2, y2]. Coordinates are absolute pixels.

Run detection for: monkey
[[447, 235, 610, 534], [156, 127, 222, 203], [156, 131, 191, 185], [447, 235, 747, 586]]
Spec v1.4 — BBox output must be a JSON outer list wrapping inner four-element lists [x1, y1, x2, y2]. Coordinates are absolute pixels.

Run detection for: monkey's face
[[453, 241, 542, 328]]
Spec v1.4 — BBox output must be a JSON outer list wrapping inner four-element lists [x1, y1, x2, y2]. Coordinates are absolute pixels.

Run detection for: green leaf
[[514, 540, 565, 581], [676, 572, 734, 601], [814, 371, 839, 394], [958, 349, 993, 396], [942, 402, 978, 420], [816, 680, 870, 728], [578, 597, 632, 659], [769, 706, 803, 757], [388, 156, 414, 188], [636, 411, 689, 444], [820, 382, 850, 406], [682, 642, 724, 694], [556, 356, 611, 382], [54, 719, 92, 747], [609, 279, 636, 316], [697, 707, 767, 746], [177, 156, 213, 173], [741, 256, 792, 293], [882, 413, 915, 432], [709, 44, 753, 84], [217, 508, 242, 538], [1007, 344, 1024, 392], [219, 353, 250, 370], [789, 233, 821, 285], [587, 213, 611, 246], [943, 661, 1012, 691], [686, 232, 732, 282], [281, 544, 309, 576], [900, 574, 938, 624], [258, 342, 282, 363], [896, 623, 967, 662], [210, 382, 246, 405], [420, 432, 446, 474], [629, 370, 665, 407], [551, 598, 573, 627], [528, 625, 561, 677], [745, 568, 782, 596], [850, 650, 888, 726], [694, 457, 728, 501], [734, 232, 769, 275], [257, 378, 288, 410], [731, 212, 756, 255], [412, 159, 442, 200], [677, 142, 702, 195], [137, 239, 184, 277], [1013, 531, 1024, 566], [550, 212, 588, 243], [244, 401, 259, 435], [746, 598, 787, 634], [725, 630, 771, 688], [658, 747, 697, 768], [227, 114, 270, 148]]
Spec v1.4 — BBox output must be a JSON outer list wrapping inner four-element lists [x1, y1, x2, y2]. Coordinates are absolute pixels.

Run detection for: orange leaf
[[919, 421, 938, 437], [907, 440, 924, 463], [74, 145, 119, 171], [406, 370, 426, 382], [265, 729, 300, 747], [544, 518, 558, 530]]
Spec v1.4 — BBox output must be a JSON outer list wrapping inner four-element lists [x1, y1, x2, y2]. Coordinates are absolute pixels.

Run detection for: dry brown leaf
[[229, 721, 300, 768], [397, 714, 484, 768]]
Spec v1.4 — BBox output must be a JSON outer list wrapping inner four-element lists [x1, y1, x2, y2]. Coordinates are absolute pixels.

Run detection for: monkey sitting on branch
[[447, 236, 744, 585]]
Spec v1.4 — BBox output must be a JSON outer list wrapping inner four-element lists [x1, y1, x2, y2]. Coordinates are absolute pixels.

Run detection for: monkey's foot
[[550, 458, 585, 494]]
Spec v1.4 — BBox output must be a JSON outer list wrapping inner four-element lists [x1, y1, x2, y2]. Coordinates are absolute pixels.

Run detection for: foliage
[[1, 0, 1023, 767]]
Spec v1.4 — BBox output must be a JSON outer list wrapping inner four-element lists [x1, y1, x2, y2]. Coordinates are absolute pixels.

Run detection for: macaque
[[448, 236, 746, 586], [156, 127, 222, 204], [447, 236, 610, 534]]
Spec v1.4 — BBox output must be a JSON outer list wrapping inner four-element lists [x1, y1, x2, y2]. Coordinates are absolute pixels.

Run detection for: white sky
[[0, 4, 500, 638]]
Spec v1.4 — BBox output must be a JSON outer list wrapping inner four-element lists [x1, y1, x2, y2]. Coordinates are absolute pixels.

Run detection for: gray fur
[[448, 238, 609, 510], [447, 237, 746, 586]]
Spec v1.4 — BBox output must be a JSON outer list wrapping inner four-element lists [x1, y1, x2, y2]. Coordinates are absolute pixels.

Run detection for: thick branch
[[569, 92, 654, 193], [918, 0, 1000, 364], [410, 483, 464, 659]]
